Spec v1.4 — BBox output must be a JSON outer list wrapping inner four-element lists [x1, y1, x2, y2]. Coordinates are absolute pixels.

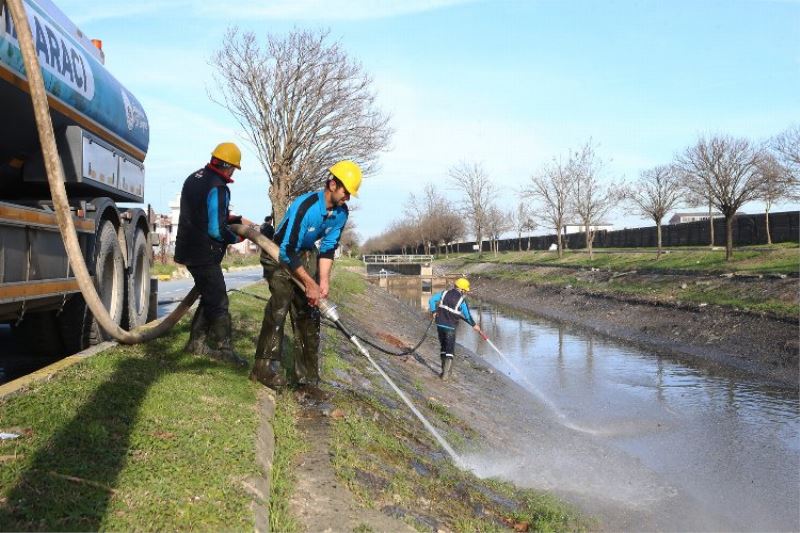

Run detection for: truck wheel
[[57, 293, 92, 354], [14, 311, 64, 357], [91, 220, 125, 342], [124, 228, 151, 328]]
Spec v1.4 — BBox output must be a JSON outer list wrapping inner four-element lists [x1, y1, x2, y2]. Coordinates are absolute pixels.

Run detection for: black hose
[[231, 288, 435, 357]]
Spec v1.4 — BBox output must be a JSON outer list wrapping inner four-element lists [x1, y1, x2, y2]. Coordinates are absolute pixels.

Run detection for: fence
[[386, 210, 799, 255]]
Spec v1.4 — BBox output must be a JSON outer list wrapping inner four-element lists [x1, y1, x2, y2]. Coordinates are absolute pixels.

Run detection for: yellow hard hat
[[329, 160, 362, 197], [211, 142, 242, 169], [455, 278, 470, 291]]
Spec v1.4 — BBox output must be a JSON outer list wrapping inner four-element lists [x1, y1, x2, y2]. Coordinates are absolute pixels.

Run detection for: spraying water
[[481, 335, 606, 435]]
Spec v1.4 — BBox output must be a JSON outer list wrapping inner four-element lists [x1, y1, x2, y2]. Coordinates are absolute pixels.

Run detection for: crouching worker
[[428, 277, 484, 380], [251, 160, 362, 393], [175, 142, 247, 367]]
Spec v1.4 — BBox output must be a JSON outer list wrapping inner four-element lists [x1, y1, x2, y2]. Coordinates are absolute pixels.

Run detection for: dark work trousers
[[255, 250, 321, 384], [187, 263, 229, 321], [437, 328, 456, 358]]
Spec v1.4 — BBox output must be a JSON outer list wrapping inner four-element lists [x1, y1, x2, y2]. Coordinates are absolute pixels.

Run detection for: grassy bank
[[437, 245, 799, 320], [152, 253, 262, 278], [321, 270, 588, 532], [442, 243, 799, 275], [0, 290, 271, 530]]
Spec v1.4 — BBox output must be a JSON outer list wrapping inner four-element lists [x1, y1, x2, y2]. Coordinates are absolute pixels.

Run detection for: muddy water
[[388, 282, 800, 532]]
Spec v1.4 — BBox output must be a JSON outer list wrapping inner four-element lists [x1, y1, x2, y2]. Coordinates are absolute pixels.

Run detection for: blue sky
[[56, 0, 799, 239]]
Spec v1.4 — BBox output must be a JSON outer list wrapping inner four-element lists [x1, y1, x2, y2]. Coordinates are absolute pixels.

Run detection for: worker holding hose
[[428, 277, 484, 380], [251, 160, 362, 394], [175, 142, 247, 367]]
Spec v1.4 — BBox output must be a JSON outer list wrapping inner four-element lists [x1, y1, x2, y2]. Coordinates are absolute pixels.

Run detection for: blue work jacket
[[273, 190, 348, 269]]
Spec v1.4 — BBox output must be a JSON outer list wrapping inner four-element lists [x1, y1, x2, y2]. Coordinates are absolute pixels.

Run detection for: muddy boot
[[441, 357, 453, 381], [184, 307, 210, 355], [250, 358, 287, 388], [207, 313, 248, 367]]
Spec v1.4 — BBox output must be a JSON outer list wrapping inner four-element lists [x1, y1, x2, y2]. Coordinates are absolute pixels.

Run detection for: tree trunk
[[556, 231, 563, 258], [765, 208, 772, 245], [587, 229, 594, 260], [725, 215, 734, 260], [708, 202, 715, 248], [656, 221, 662, 260]]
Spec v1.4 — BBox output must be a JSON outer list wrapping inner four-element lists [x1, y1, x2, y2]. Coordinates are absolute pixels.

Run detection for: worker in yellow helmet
[[428, 277, 484, 380], [251, 160, 362, 397], [175, 142, 246, 367]]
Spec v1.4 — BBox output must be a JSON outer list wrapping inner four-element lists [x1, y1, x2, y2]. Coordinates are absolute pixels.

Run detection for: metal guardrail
[[362, 254, 434, 264]]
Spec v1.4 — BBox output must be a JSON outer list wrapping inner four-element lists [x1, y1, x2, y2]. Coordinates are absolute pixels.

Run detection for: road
[[0, 266, 263, 384]]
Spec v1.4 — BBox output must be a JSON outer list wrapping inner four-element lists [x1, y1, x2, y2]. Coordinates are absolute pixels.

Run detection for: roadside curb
[[0, 341, 117, 401], [252, 386, 276, 533]]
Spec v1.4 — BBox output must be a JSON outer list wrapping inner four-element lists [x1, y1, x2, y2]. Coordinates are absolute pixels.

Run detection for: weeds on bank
[[0, 293, 263, 531]]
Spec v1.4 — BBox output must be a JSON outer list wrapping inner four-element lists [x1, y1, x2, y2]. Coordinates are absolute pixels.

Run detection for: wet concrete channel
[[383, 276, 799, 532]]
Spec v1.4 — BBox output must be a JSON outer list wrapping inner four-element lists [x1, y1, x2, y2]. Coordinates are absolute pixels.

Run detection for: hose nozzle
[[318, 298, 340, 322]]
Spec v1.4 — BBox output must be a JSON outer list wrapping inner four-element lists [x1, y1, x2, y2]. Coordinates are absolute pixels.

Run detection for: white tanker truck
[[0, 0, 154, 355]]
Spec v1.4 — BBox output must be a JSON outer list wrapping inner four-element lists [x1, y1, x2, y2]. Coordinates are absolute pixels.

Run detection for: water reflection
[[382, 280, 800, 532]]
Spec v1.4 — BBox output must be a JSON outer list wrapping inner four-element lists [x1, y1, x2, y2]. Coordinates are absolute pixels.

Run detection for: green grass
[[442, 244, 799, 275], [269, 391, 304, 533], [0, 298, 261, 530]]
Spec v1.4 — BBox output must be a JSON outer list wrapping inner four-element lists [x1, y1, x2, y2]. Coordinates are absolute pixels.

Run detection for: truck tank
[[0, 0, 149, 202], [0, 0, 155, 355]]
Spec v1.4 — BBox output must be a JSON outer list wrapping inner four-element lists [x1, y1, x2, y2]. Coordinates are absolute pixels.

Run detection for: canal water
[[384, 279, 800, 532]]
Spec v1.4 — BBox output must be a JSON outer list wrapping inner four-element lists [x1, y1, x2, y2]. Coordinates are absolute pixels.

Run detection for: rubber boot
[[250, 358, 287, 388], [441, 357, 453, 381], [184, 307, 209, 355], [207, 313, 248, 367]]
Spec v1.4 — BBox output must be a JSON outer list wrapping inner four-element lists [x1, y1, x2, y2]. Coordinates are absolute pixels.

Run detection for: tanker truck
[[0, 0, 154, 355]]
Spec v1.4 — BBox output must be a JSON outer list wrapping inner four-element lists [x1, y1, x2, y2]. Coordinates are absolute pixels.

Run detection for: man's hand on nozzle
[[305, 279, 321, 307], [319, 278, 330, 300]]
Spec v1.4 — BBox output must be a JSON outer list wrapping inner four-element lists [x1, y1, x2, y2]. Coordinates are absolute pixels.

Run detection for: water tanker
[[0, 0, 155, 355]]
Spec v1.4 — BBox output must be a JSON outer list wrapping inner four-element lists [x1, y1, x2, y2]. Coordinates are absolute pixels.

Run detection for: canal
[[384, 279, 799, 532]]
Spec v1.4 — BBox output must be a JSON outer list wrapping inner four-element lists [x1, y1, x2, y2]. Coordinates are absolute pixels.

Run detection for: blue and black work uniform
[[428, 288, 476, 360], [255, 190, 349, 383], [174, 165, 240, 320]]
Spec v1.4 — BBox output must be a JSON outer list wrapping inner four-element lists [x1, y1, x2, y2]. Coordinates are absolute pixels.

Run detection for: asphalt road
[[0, 266, 263, 384]]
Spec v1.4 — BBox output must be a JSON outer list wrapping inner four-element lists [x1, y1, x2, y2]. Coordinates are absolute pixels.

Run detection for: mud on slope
[[447, 263, 798, 387], [311, 278, 590, 532]]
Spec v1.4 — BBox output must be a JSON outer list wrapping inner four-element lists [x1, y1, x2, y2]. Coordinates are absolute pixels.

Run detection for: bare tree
[[436, 210, 465, 256], [757, 154, 799, 245], [448, 162, 497, 257], [676, 135, 766, 260], [211, 28, 392, 221], [624, 165, 683, 259], [510, 200, 536, 251], [484, 205, 511, 256], [525, 156, 572, 257], [339, 222, 361, 257], [570, 141, 616, 259], [772, 125, 800, 180]]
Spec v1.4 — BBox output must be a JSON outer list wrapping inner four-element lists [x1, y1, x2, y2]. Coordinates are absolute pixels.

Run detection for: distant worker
[[175, 142, 247, 367], [260, 215, 275, 240], [251, 160, 362, 394], [428, 277, 484, 380]]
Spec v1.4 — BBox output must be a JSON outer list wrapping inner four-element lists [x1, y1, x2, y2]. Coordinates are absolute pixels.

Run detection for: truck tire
[[90, 220, 125, 342], [14, 311, 64, 357], [124, 228, 151, 328], [57, 293, 92, 354]]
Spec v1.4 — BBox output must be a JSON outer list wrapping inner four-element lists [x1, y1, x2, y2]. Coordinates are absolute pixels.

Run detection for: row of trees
[[209, 27, 797, 263], [365, 128, 799, 261]]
